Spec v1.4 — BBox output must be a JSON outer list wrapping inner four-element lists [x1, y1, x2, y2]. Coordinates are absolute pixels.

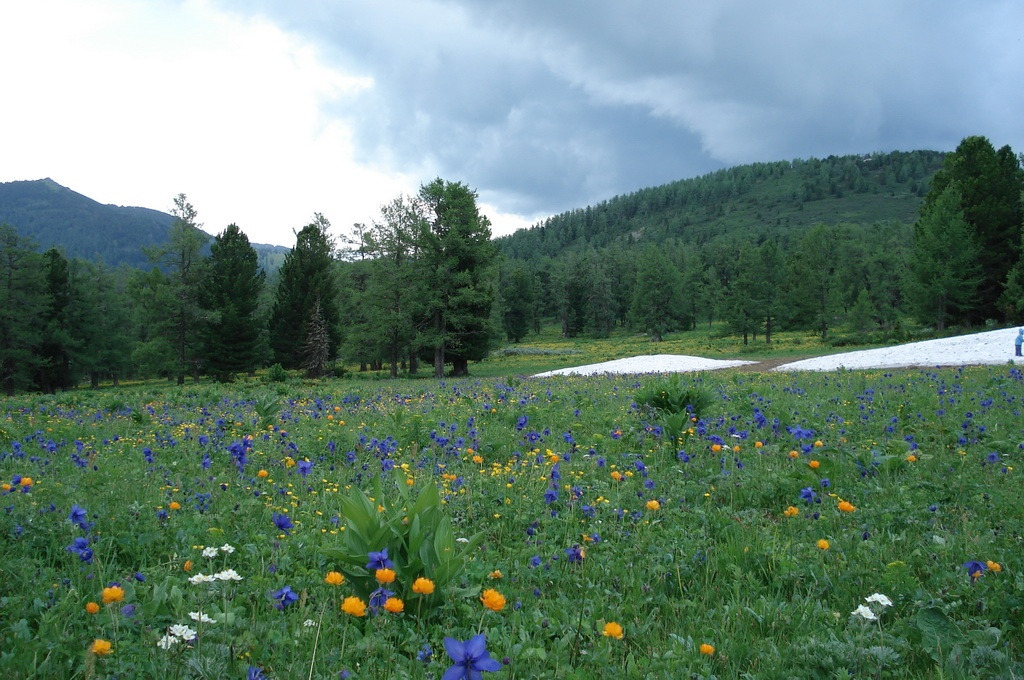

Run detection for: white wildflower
[[215, 568, 243, 581], [188, 573, 215, 585], [157, 634, 179, 649], [865, 593, 893, 607], [202, 547, 219, 558], [189, 611, 216, 624], [169, 624, 198, 640], [220, 543, 235, 554], [303, 619, 317, 627], [852, 604, 877, 621]]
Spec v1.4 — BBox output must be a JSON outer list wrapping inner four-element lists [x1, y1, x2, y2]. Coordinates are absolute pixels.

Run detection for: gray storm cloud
[[214, 0, 1024, 219]]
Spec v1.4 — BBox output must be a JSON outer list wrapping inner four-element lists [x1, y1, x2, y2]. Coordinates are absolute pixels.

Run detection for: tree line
[[0, 179, 496, 394], [1, 138, 1022, 394], [496, 136, 1024, 343]]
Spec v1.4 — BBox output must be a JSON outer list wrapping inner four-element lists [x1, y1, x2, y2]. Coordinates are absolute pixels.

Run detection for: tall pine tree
[[416, 179, 496, 377], [270, 214, 341, 369], [908, 185, 982, 330], [0, 225, 45, 395], [924, 136, 1023, 323], [199, 224, 265, 378]]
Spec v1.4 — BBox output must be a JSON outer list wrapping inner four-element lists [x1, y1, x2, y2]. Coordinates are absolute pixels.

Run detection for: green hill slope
[[497, 150, 945, 259], [0, 178, 288, 270]]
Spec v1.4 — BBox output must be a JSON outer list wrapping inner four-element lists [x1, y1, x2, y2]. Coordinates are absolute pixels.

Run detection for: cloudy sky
[[2, 1, 1021, 246]]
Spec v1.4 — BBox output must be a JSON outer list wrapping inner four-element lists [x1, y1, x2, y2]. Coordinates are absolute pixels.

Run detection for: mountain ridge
[[0, 178, 288, 270]]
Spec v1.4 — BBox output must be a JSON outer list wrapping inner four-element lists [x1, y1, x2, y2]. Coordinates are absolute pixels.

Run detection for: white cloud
[[0, 0, 413, 246]]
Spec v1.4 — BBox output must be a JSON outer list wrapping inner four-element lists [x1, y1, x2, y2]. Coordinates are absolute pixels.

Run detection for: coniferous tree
[[303, 296, 330, 378], [500, 261, 537, 343], [362, 196, 426, 377], [925, 136, 1023, 323], [37, 248, 78, 392], [787, 225, 841, 339], [199, 224, 265, 379], [137, 194, 209, 384], [270, 214, 341, 369], [416, 179, 496, 377], [723, 243, 761, 344], [758, 240, 788, 344], [583, 250, 615, 338], [0, 224, 46, 395], [78, 262, 133, 387], [629, 247, 684, 342], [907, 185, 981, 330]]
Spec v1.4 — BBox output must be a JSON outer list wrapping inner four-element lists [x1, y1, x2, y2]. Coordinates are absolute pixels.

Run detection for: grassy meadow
[[1, 330, 1022, 678]]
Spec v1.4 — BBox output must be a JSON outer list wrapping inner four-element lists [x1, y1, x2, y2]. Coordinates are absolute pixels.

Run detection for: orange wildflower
[[91, 639, 113, 656], [602, 621, 624, 639], [480, 588, 506, 612], [412, 577, 435, 595], [341, 596, 367, 617], [101, 586, 125, 604]]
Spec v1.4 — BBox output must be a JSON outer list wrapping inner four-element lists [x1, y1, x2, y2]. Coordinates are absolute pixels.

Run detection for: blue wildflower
[[366, 547, 394, 570], [272, 513, 294, 535], [271, 585, 299, 610], [369, 586, 394, 609], [963, 560, 987, 582], [565, 545, 585, 564], [66, 536, 93, 564], [68, 504, 89, 530], [441, 634, 502, 680]]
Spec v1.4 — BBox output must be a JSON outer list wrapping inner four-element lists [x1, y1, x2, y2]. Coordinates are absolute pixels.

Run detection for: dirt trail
[[724, 356, 813, 373]]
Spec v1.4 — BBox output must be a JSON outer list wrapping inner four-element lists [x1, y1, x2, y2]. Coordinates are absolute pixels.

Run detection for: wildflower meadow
[[1, 365, 1022, 678]]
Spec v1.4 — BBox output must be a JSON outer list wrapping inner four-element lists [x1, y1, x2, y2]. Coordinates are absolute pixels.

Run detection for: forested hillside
[[2, 141, 1022, 394], [498, 150, 945, 259], [0, 179, 289, 271], [489, 145, 1023, 346]]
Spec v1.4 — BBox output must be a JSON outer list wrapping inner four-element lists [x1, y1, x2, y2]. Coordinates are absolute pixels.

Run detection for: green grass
[[1, 364, 1022, 678]]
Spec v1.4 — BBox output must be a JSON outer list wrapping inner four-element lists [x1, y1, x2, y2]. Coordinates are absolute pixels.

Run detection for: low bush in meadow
[[0, 366, 1021, 678]]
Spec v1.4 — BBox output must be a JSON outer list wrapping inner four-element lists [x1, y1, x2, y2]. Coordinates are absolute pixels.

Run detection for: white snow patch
[[533, 354, 756, 377], [772, 327, 1023, 371], [529, 328, 1024, 376]]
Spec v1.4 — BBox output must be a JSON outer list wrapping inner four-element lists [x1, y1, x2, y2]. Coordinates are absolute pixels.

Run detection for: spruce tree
[[416, 179, 496, 377], [908, 185, 982, 330], [628, 247, 683, 342], [925, 136, 1023, 323], [0, 225, 46, 394], [270, 214, 341, 369], [199, 224, 265, 378]]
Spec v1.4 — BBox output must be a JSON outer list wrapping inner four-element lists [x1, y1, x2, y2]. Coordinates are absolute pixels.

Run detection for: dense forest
[[2, 139, 1023, 394]]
